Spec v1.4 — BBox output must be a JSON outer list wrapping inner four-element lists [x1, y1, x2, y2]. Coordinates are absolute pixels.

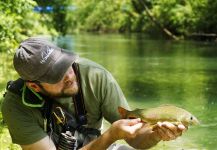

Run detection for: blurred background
[[1, 0, 217, 149]]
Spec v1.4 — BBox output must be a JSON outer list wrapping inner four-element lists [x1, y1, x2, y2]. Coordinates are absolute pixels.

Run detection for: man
[[1, 37, 186, 150]]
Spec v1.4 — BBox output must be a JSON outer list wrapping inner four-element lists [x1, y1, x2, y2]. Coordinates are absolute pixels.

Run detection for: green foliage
[[67, 0, 134, 32], [150, 0, 202, 35], [34, 0, 72, 35], [1, 0, 216, 42], [196, 0, 217, 33], [0, 0, 57, 53], [66, 0, 216, 36]]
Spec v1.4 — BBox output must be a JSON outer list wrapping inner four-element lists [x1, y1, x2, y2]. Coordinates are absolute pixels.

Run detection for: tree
[[0, 0, 57, 52]]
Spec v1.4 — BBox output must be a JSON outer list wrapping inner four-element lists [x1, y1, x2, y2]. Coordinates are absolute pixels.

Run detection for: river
[[1, 33, 217, 149]]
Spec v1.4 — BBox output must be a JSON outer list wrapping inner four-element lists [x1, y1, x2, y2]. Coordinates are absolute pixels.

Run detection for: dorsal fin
[[118, 106, 128, 119]]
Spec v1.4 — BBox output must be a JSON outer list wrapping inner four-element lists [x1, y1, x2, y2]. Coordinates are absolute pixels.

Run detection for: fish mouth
[[193, 119, 200, 125]]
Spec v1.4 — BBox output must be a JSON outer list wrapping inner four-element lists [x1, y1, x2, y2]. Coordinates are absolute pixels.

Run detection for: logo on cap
[[40, 46, 54, 63]]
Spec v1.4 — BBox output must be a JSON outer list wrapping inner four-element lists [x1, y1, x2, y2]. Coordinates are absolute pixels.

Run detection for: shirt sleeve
[[1, 91, 47, 145], [100, 70, 130, 123]]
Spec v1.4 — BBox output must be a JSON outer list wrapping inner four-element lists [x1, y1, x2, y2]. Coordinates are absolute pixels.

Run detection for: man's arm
[[80, 118, 143, 150], [20, 118, 142, 150], [21, 136, 56, 150]]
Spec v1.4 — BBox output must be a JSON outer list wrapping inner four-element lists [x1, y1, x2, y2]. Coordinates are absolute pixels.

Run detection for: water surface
[[60, 34, 217, 149], [1, 33, 217, 149]]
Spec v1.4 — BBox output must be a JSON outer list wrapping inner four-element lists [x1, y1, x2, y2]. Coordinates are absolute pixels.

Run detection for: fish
[[118, 105, 199, 126]]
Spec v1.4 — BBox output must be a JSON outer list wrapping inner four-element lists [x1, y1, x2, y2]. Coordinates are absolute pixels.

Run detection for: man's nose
[[64, 69, 75, 82]]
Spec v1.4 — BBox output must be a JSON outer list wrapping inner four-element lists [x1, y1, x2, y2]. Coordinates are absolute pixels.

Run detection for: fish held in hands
[[118, 105, 199, 126]]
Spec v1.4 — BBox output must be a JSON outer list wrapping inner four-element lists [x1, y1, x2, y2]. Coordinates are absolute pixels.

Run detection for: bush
[[0, 0, 57, 53]]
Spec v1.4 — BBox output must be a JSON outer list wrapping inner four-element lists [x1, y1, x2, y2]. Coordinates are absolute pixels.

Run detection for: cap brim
[[38, 49, 78, 84]]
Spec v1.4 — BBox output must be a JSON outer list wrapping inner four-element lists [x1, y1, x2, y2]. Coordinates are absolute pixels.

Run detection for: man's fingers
[[125, 122, 143, 138], [153, 125, 169, 141], [127, 119, 143, 134], [154, 121, 186, 141], [131, 122, 143, 131], [157, 126, 176, 141], [162, 121, 187, 130], [161, 121, 176, 128], [177, 123, 187, 132], [127, 118, 141, 126]]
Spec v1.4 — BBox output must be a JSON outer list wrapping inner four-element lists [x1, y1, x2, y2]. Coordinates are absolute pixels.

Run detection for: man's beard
[[37, 83, 79, 98]]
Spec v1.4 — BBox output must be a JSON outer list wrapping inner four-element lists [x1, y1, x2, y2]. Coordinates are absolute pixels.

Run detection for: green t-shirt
[[1, 57, 130, 145]]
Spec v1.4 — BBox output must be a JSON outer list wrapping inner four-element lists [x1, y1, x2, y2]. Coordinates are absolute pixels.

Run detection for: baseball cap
[[13, 37, 78, 84]]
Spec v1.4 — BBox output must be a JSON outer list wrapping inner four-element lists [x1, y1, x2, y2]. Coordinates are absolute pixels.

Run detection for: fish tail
[[118, 106, 128, 119]]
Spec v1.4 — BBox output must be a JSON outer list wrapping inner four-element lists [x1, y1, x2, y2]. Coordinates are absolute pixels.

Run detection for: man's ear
[[26, 82, 41, 92]]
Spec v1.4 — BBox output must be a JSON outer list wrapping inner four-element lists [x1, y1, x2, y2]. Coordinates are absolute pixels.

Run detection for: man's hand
[[153, 121, 187, 141], [109, 118, 143, 141], [125, 121, 187, 149]]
